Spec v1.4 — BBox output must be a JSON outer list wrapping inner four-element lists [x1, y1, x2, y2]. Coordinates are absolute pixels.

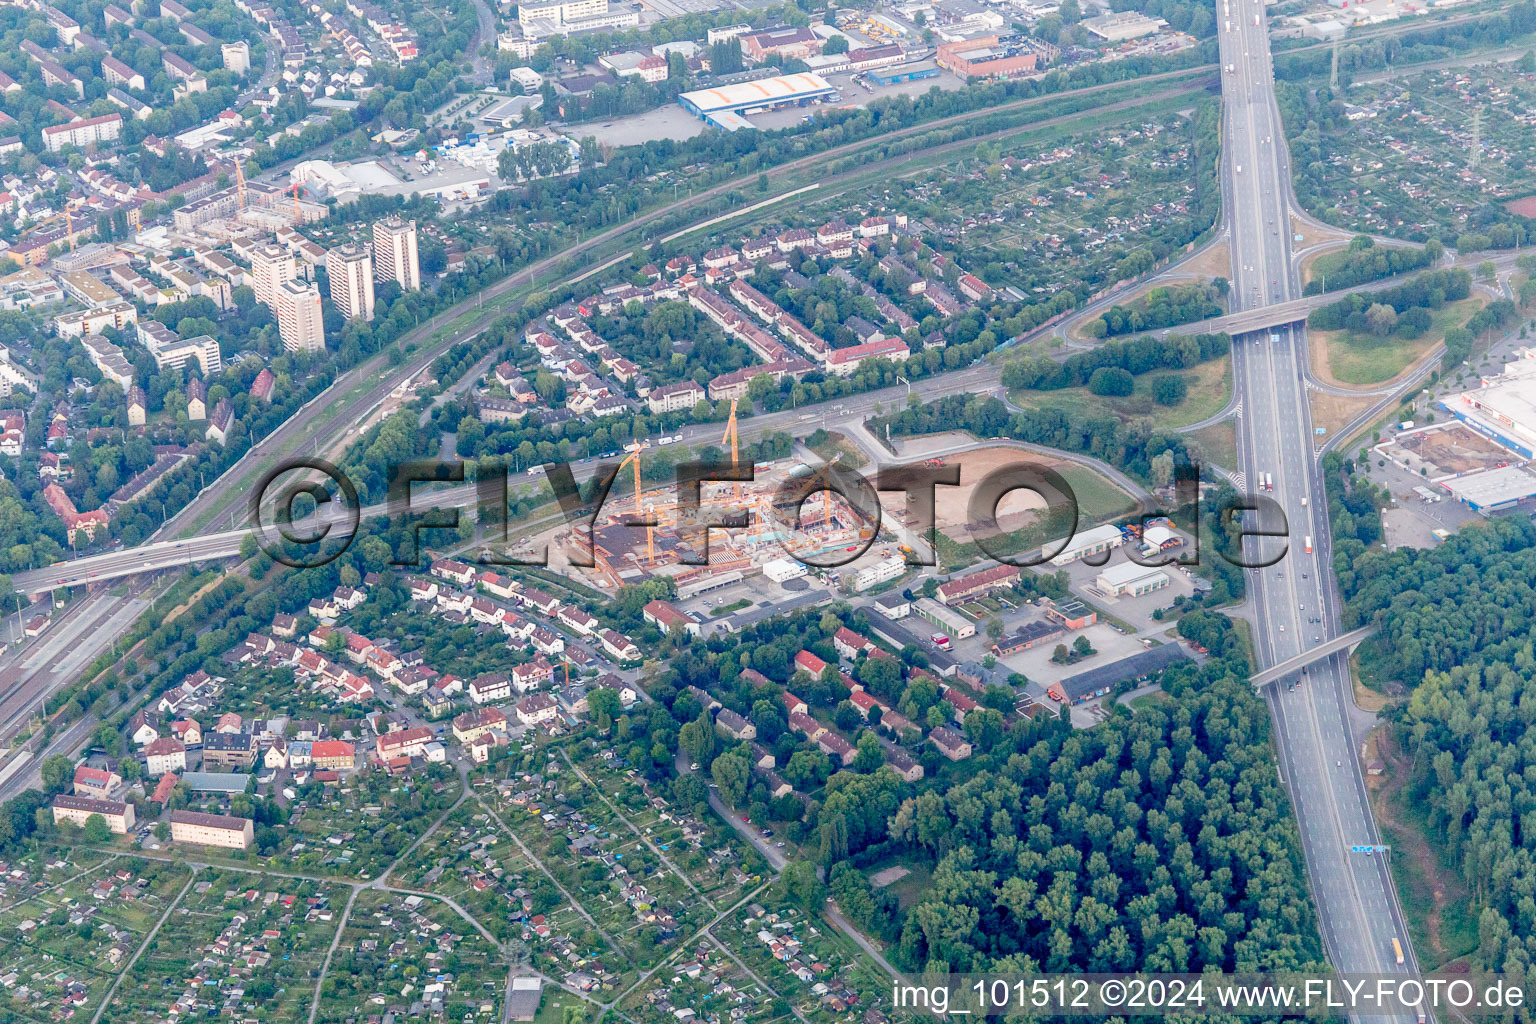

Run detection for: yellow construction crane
[[289, 181, 302, 223], [644, 501, 656, 565], [234, 158, 248, 211], [63, 201, 76, 251], [721, 398, 742, 503], [616, 439, 649, 515]]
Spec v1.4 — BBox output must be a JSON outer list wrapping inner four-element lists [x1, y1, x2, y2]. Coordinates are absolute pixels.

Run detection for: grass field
[[1313, 297, 1484, 387], [1012, 355, 1233, 433], [1058, 465, 1139, 521], [1187, 421, 1239, 471]]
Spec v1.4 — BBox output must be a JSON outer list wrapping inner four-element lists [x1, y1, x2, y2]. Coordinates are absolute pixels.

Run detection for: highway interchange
[[1221, 0, 1425, 1012]]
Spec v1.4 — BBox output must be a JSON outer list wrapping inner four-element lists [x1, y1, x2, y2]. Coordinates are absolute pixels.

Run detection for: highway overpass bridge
[[1165, 294, 1321, 338], [1251, 624, 1378, 687]]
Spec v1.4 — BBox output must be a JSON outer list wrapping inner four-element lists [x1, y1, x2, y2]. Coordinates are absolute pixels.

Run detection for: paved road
[[1220, 2, 1425, 1013]]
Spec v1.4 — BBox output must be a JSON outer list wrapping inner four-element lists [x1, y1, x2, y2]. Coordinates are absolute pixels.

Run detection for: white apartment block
[[275, 278, 325, 352], [250, 242, 296, 307], [373, 216, 419, 291], [328, 242, 374, 321]]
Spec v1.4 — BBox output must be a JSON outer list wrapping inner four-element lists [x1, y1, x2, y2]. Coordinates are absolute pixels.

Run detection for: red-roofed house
[[73, 765, 121, 799], [833, 627, 876, 660], [151, 772, 178, 804], [794, 650, 828, 678]]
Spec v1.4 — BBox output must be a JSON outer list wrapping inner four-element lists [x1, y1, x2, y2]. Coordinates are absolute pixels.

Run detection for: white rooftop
[[1441, 465, 1536, 508], [1097, 560, 1168, 586], [1449, 349, 1536, 453]]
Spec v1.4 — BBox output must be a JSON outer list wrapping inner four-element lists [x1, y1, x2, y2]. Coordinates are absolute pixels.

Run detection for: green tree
[[81, 813, 112, 844]]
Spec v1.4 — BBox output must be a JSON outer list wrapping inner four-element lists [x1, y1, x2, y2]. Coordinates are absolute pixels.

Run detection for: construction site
[[525, 408, 888, 597], [172, 160, 328, 242]]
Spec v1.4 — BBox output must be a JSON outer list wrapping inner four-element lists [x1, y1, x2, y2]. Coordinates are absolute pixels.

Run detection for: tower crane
[[615, 440, 654, 562], [721, 397, 742, 503], [234, 158, 248, 211]]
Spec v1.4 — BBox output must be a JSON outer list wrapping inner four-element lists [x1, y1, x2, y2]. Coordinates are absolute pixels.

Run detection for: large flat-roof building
[[1439, 465, 1536, 513], [1443, 348, 1536, 459], [1096, 560, 1170, 597], [678, 73, 835, 129], [1082, 11, 1165, 40], [935, 36, 1039, 79]]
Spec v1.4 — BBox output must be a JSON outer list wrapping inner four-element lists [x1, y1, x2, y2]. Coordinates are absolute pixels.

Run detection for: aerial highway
[[1220, 0, 1426, 1011]]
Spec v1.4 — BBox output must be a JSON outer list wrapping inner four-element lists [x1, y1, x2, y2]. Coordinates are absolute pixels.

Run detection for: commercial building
[[52, 794, 135, 833], [1439, 465, 1536, 513], [677, 73, 836, 129], [844, 554, 905, 593], [1050, 644, 1190, 704], [867, 60, 940, 85], [250, 242, 296, 306], [170, 809, 255, 850], [1442, 349, 1536, 459], [1081, 11, 1165, 39], [373, 216, 420, 291], [41, 113, 123, 152], [935, 36, 1039, 79], [1096, 561, 1170, 597], [275, 278, 325, 352], [328, 242, 374, 321], [739, 26, 822, 61], [763, 558, 808, 583], [1045, 523, 1124, 565], [515, 0, 637, 36], [914, 597, 975, 639]]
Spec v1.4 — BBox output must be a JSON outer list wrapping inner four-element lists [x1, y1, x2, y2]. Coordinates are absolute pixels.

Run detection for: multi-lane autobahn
[[1220, 0, 1425, 1010]]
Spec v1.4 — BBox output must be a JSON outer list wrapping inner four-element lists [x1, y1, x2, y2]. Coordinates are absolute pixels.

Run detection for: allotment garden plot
[[316, 889, 508, 1024], [484, 757, 732, 971], [1284, 64, 1536, 242], [102, 868, 345, 1024], [796, 103, 1218, 303], [0, 856, 190, 1024]]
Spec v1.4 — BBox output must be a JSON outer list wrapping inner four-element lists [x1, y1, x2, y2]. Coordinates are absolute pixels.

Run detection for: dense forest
[[836, 614, 1325, 975], [1344, 518, 1536, 974]]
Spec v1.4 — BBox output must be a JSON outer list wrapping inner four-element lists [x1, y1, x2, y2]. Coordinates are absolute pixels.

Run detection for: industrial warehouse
[[677, 72, 838, 129]]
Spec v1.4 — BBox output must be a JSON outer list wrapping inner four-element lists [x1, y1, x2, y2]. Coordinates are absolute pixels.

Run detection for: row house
[[430, 558, 476, 585]]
